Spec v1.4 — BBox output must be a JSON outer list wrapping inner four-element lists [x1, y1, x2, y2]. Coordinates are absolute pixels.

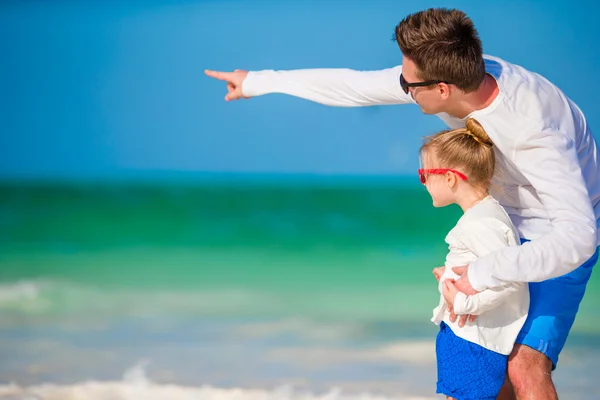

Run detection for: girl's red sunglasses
[[418, 168, 467, 184]]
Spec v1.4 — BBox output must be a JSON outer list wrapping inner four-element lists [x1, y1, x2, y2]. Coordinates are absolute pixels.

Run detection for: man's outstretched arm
[[205, 67, 415, 106]]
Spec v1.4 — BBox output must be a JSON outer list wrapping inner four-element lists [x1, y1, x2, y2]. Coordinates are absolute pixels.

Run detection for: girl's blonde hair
[[420, 118, 494, 191]]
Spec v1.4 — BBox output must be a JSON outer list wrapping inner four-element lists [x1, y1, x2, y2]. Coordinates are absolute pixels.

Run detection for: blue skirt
[[436, 322, 508, 400]]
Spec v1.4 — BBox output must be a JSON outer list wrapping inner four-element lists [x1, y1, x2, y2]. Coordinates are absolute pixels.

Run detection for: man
[[205, 8, 600, 399]]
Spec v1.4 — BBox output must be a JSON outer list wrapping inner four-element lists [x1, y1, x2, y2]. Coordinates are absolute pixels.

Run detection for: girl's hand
[[432, 266, 445, 282], [442, 279, 459, 306]]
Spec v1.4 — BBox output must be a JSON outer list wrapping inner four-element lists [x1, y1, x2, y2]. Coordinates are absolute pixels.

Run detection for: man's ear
[[439, 82, 451, 100]]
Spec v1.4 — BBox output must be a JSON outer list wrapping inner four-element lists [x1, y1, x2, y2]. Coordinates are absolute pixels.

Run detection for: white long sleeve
[[453, 285, 523, 316], [468, 129, 598, 291], [242, 67, 414, 107]]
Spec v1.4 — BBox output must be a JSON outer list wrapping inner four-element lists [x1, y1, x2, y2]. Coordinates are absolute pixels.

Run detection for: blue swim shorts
[[436, 322, 508, 399], [515, 239, 599, 369]]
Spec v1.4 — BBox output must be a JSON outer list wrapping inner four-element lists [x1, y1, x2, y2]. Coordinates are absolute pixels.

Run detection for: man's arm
[[451, 282, 525, 315], [468, 130, 598, 291], [448, 220, 526, 315], [206, 67, 415, 106]]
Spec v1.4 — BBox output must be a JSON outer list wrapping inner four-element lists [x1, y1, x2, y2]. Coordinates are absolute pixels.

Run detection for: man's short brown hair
[[395, 8, 486, 93]]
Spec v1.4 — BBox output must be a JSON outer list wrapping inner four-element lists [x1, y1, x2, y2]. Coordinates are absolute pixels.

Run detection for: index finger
[[204, 69, 232, 82], [448, 308, 457, 322]]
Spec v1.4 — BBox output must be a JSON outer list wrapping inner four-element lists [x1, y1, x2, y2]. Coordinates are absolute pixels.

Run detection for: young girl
[[420, 118, 529, 400]]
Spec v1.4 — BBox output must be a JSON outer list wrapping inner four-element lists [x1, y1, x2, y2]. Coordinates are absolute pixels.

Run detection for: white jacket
[[431, 196, 529, 355]]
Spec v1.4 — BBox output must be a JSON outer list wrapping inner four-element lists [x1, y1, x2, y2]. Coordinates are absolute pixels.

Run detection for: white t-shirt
[[431, 196, 529, 355], [242, 55, 600, 290]]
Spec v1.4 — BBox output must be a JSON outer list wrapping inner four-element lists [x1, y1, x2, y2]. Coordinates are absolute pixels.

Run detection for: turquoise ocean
[[0, 177, 598, 399]]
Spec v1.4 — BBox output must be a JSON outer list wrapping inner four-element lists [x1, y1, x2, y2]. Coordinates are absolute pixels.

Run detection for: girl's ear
[[446, 171, 457, 189]]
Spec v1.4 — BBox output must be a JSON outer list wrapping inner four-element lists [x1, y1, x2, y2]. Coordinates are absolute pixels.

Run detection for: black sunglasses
[[400, 73, 449, 95]]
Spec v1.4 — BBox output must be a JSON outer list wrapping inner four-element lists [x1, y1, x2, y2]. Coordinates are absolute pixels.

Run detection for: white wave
[[233, 317, 366, 341], [0, 383, 434, 400], [0, 279, 284, 320], [267, 340, 436, 367], [0, 281, 42, 303], [0, 280, 53, 315], [0, 279, 433, 324], [0, 361, 435, 400]]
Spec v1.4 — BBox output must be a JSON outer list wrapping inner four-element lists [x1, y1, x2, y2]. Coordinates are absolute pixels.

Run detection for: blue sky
[[1, 0, 599, 180]]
